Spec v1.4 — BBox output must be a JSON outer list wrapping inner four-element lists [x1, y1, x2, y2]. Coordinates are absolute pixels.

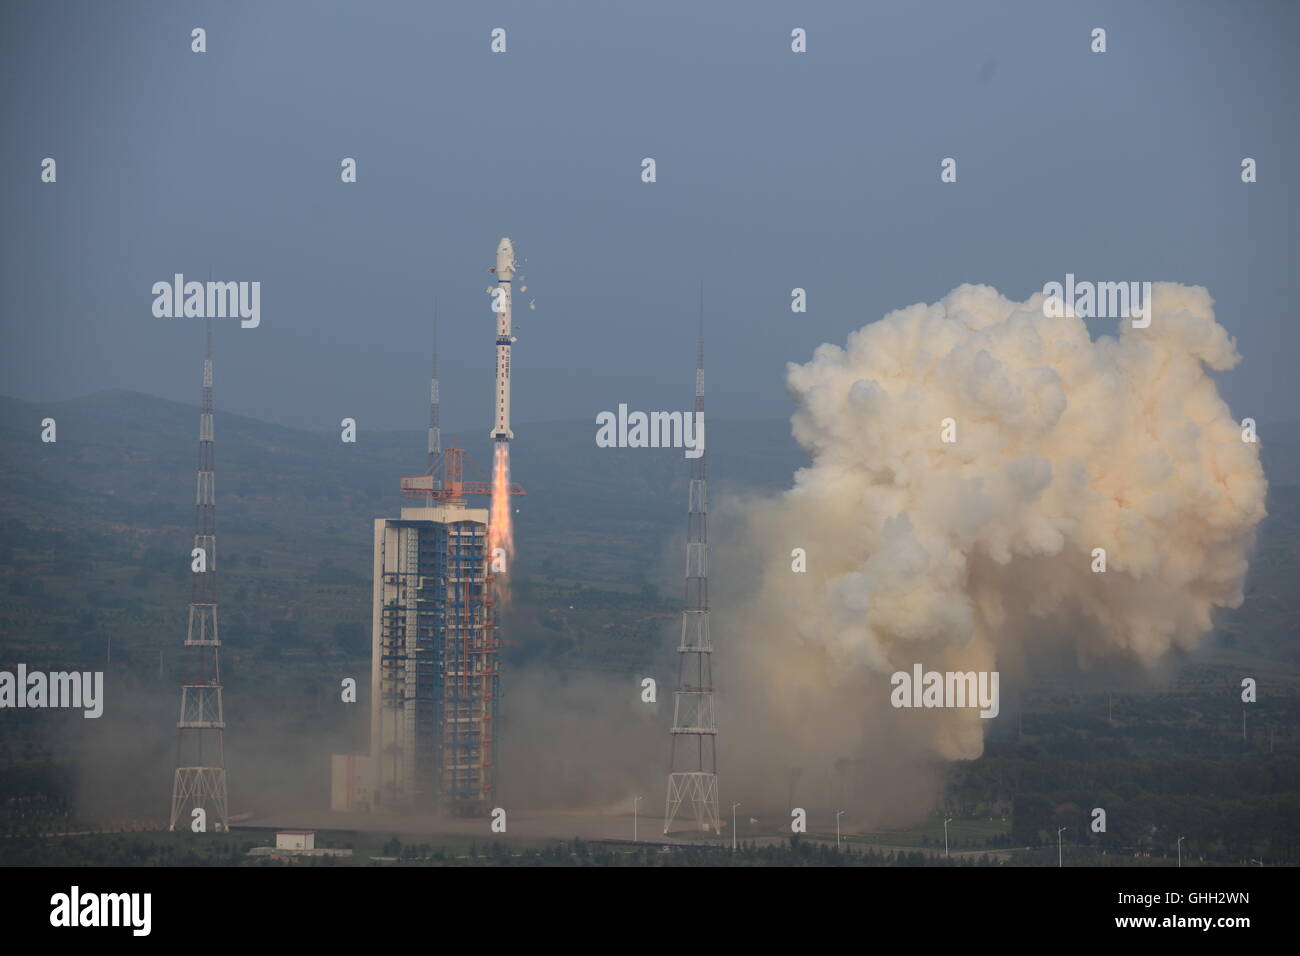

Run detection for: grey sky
[[2, 0, 1296, 432]]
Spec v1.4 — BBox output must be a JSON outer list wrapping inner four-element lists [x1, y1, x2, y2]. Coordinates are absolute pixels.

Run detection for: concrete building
[[248, 830, 352, 859], [276, 830, 315, 851], [333, 485, 502, 816], [331, 290, 513, 817], [330, 753, 375, 812]]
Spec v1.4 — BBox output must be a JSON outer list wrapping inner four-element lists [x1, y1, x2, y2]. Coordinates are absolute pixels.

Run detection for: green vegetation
[[0, 831, 997, 867], [1, 391, 1298, 865]]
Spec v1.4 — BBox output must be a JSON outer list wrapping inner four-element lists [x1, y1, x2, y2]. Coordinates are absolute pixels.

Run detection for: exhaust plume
[[717, 282, 1267, 821], [489, 442, 514, 604]]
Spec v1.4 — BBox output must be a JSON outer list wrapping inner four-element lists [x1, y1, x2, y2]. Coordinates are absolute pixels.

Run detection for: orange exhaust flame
[[488, 442, 514, 605]]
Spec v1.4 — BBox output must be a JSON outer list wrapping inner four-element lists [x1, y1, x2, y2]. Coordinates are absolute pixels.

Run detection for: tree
[[333, 621, 368, 657], [1011, 792, 1054, 846], [271, 618, 302, 646]]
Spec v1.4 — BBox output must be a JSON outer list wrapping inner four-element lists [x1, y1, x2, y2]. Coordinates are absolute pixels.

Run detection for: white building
[[332, 488, 501, 815], [371, 503, 498, 810], [275, 830, 315, 851]]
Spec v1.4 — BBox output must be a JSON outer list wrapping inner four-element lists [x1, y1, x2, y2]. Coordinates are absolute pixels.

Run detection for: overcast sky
[[2, 0, 1296, 432]]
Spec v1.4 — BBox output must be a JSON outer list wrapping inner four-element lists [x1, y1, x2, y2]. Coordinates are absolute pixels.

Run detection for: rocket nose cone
[[495, 238, 516, 276]]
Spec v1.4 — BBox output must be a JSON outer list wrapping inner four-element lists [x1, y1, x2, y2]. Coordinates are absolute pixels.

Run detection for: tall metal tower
[[426, 304, 442, 501], [169, 317, 230, 832], [665, 292, 720, 835]]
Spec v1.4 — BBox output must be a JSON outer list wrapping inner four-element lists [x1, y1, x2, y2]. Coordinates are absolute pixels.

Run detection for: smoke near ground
[[713, 282, 1268, 825], [499, 668, 664, 811], [54, 284, 1268, 832], [61, 668, 355, 827]]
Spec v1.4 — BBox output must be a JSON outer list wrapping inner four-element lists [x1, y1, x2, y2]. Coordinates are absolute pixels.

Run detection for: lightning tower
[[665, 295, 720, 835], [169, 317, 230, 831], [426, 304, 441, 501]]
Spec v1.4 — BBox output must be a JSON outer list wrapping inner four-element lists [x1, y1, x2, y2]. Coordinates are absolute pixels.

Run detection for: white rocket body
[[490, 237, 516, 441]]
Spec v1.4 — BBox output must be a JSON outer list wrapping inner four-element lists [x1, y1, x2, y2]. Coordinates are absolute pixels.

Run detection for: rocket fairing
[[490, 237, 516, 441]]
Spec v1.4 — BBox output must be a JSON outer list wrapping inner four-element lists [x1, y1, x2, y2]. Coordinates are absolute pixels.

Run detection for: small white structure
[[247, 830, 351, 859], [275, 830, 315, 851]]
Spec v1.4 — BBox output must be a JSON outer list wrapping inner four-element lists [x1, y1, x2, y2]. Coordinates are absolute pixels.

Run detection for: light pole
[[1057, 826, 1067, 867], [836, 809, 845, 850], [944, 818, 953, 858], [633, 795, 641, 843], [731, 803, 740, 851], [1177, 835, 1184, 868]]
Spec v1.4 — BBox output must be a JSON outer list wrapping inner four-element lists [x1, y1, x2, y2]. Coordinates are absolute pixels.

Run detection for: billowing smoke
[[715, 282, 1267, 823]]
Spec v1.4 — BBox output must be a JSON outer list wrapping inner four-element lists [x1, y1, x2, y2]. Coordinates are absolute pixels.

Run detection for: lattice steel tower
[[169, 318, 230, 831], [423, 303, 447, 511], [665, 302, 720, 835]]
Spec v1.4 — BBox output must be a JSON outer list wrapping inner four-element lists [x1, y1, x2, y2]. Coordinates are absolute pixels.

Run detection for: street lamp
[[836, 809, 845, 850], [633, 795, 641, 843], [944, 818, 953, 858], [1057, 826, 1067, 868], [731, 803, 740, 851], [1177, 835, 1184, 868]]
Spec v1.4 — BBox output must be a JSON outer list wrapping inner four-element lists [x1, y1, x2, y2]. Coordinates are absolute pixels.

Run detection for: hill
[[0, 390, 1296, 830]]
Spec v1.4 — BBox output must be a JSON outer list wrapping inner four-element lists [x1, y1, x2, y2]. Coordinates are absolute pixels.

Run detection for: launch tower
[[367, 288, 523, 813]]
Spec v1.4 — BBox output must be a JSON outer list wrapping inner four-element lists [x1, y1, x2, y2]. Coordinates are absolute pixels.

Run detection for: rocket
[[489, 237, 517, 441]]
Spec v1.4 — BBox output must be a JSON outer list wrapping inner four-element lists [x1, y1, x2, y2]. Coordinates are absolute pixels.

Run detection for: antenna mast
[[665, 284, 720, 835], [169, 314, 230, 832]]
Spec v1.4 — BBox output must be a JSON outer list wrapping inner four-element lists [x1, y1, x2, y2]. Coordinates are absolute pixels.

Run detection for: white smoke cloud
[[717, 282, 1267, 816]]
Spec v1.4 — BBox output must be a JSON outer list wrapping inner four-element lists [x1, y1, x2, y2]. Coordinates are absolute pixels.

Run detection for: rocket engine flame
[[489, 442, 514, 603], [488, 237, 517, 601]]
